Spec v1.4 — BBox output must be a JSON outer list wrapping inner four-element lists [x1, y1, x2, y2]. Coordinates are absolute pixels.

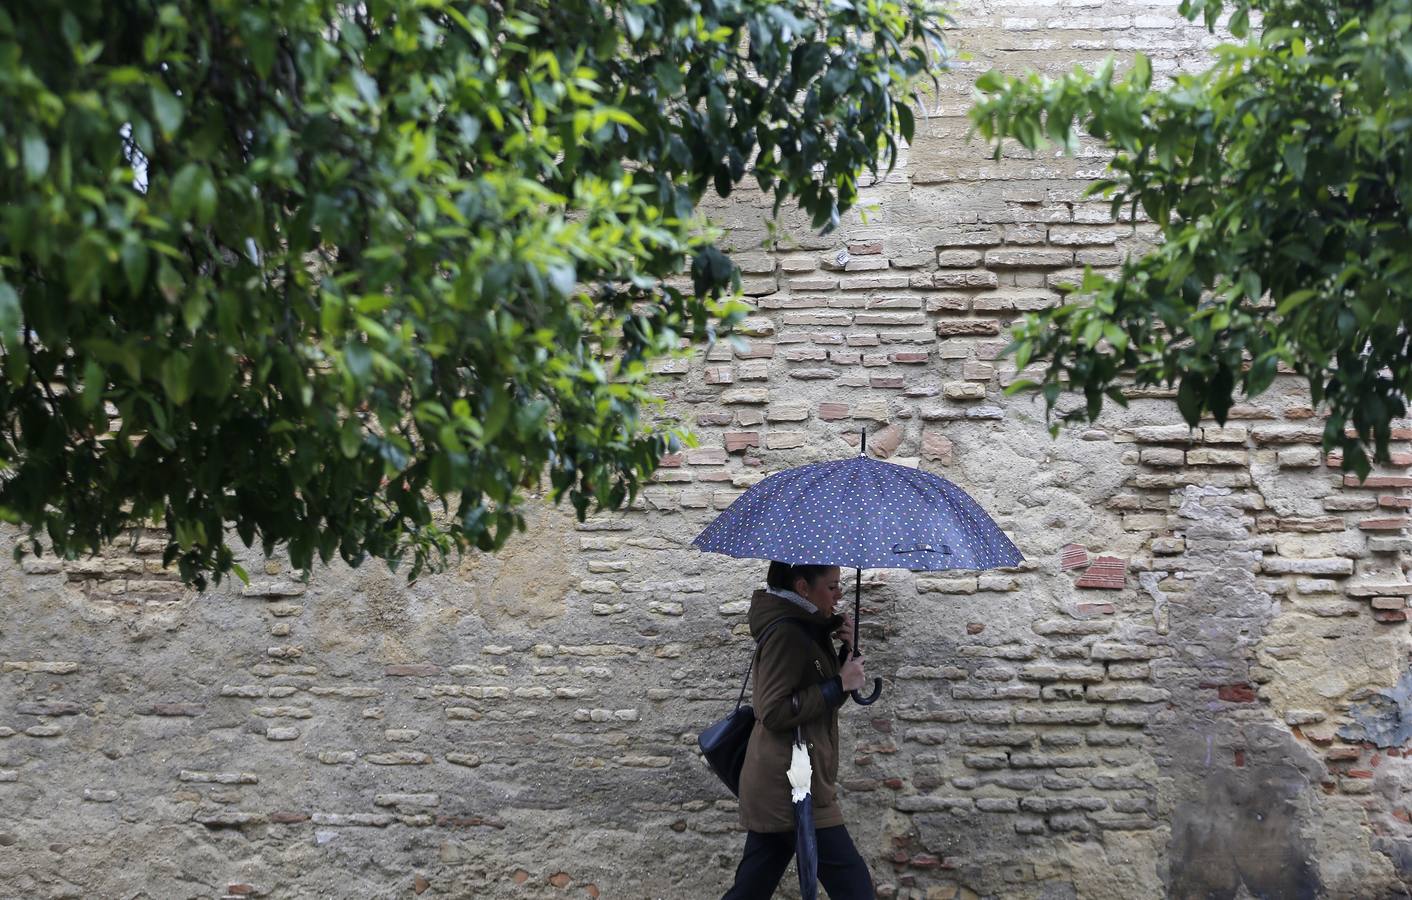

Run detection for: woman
[[722, 561, 871, 899]]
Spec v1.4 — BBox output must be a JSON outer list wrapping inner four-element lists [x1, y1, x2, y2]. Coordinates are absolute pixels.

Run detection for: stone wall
[[5, 3, 1412, 898]]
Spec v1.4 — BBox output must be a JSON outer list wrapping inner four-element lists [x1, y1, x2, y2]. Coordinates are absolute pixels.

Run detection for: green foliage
[[972, 0, 1412, 478], [0, 0, 941, 586]]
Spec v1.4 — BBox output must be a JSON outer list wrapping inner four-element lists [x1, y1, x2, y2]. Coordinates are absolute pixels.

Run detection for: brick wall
[[4, 3, 1412, 898]]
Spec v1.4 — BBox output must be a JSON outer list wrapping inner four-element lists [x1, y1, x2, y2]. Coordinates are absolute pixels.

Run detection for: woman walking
[[722, 561, 872, 900]]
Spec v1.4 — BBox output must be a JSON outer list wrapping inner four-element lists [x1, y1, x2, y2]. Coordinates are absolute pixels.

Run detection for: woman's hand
[[834, 612, 855, 651], [839, 654, 867, 693]]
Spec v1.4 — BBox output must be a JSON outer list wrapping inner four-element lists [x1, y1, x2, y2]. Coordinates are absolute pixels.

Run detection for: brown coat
[[738, 590, 847, 833]]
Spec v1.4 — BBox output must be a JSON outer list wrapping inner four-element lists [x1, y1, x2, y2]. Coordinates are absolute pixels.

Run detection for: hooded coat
[[737, 589, 848, 833]]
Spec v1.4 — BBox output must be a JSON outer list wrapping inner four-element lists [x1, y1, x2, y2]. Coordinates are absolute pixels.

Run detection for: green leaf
[[194, 170, 218, 225], [975, 69, 1007, 93], [0, 282, 20, 347], [159, 353, 192, 405], [1275, 289, 1315, 316], [898, 103, 915, 144], [171, 163, 202, 220], [1176, 374, 1204, 425], [1131, 54, 1152, 90], [339, 417, 362, 458], [121, 241, 149, 295], [150, 84, 184, 137], [21, 130, 49, 182]]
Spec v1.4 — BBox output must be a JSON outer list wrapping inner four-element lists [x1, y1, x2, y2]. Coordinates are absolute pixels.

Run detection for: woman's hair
[[766, 561, 832, 592]]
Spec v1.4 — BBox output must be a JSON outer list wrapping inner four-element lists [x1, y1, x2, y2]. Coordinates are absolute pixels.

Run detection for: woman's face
[[796, 566, 844, 616]]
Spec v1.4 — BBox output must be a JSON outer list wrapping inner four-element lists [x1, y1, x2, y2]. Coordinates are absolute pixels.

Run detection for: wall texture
[[5, 3, 1412, 899]]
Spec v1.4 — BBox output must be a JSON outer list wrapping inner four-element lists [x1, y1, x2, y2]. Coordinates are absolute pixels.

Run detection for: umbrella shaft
[[853, 428, 865, 657], [853, 567, 861, 656]]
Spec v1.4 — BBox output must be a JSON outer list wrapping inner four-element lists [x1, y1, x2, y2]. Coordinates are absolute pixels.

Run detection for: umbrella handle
[[851, 678, 882, 706]]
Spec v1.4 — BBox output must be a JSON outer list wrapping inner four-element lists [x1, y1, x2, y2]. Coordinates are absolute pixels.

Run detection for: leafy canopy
[[1, 0, 941, 586], [972, 0, 1412, 477]]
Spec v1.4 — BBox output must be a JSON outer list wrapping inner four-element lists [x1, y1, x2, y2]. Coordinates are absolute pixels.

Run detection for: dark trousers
[[722, 825, 874, 900]]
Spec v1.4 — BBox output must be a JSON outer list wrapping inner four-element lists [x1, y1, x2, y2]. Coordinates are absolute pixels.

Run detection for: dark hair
[[766, 561, 833, 592]]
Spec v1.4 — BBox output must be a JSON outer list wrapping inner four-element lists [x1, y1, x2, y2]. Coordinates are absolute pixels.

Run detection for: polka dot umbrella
[[691, 431, 1023, 704]]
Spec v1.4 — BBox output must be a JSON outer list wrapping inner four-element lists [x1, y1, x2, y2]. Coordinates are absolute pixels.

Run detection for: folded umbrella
[[786, 735, 818, 900]]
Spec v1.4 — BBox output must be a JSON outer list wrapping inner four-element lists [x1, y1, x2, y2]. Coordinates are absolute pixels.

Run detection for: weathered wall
[[6, 3, 1412, 899]]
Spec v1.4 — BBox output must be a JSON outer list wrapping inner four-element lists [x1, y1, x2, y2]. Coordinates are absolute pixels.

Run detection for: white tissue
[[787, 741, 813, 803]]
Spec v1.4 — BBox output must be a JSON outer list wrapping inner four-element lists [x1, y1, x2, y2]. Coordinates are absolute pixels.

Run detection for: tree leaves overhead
[[972, 0, 1412, 478], [0, 0, 941, 587]]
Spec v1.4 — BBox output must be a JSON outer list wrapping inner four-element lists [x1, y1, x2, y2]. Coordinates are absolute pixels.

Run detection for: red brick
[[724, 432, 760, 452], [936, 319, 1002, 337], [1329, 451, 1412, 467], [1360, 518, 1408, 531], [657, 453, 683, 468], [436, 815, 506, 828], [1347, 769, 1375, 779], [1345, 426, 1412, 440], [269, 811, 310, 824], [922, 429, 953, 465], [818, 402, 850, 420], [734, 342, 775, 359], [1374, 610, 1409, 623], [227, 886, 254, 897], [549, 873, 572, 888], [890, 352, 930, 364], [1217, 683, 1257, 703], [1234, 749, 1246, 768], [868, 425, 903, 458], [1346, 476, 1412, 488], [966, 623, 985, 634], [848, 241, 884, 255], [686, 448, 728, 466], [870, 376, 905, 389], [1326, 747, 1360, 762], [1075, 603, 1115, 615], [1379, 495, 1412, 509], [144, 703, 204, 717], [909, 854, 942, 869], [1060, 544, 1089, 571], [414, 875, 430, 895], [1075, 556, 1126, 590]]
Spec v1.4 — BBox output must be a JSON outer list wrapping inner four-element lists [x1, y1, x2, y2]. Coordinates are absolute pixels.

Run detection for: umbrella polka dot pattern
[[690, 454, 1022, 571]]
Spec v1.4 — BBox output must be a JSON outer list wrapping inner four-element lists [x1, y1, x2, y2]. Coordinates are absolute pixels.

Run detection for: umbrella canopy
[[691, 453, 1022, 571]]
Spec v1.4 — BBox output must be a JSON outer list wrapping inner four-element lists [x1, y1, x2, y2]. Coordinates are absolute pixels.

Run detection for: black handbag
[[698, 619, 793, 796]]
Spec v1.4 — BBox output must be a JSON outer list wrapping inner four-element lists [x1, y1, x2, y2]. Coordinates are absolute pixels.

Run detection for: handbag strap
[[733, 617, 801, 712]]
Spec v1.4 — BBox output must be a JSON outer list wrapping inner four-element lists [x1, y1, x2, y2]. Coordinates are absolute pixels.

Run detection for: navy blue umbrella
[[693, 432, 1023, 703]]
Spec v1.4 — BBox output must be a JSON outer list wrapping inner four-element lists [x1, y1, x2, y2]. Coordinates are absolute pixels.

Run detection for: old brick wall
[[6, 3, 1412, 899]]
